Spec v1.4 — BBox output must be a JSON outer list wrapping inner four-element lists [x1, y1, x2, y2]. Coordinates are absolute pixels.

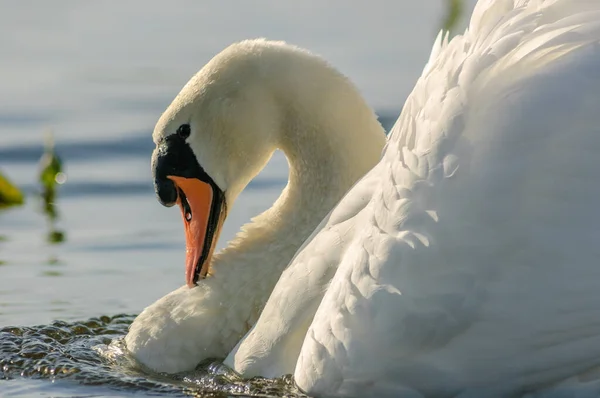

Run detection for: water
[[0, 315, 307, 397], [0, 1, 474, 396]]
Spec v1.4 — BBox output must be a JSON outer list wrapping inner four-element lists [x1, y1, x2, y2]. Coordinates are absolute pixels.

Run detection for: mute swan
[[224, 0, 600, 397], [127, 0, 600, 396], [125, 39, 387, 373]]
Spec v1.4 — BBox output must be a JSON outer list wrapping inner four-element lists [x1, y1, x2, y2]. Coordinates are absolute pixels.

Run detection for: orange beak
[[167, 176, 226, 288]]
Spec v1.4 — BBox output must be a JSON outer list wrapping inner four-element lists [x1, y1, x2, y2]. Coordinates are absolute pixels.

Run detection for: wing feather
[[297, 1, 600, 396]]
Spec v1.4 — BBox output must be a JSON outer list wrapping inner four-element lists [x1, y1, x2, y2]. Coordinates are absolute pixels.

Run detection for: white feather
[[129, 1, 600, 396], [226, 1, 600, 397]]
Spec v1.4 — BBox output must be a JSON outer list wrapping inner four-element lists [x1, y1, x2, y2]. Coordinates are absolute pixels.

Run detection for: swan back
[[226, 1, 600, 396]]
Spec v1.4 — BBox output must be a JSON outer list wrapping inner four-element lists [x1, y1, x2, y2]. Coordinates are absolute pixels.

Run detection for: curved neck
[[126, 42, 388, 374], [207, 49, 387, 325]]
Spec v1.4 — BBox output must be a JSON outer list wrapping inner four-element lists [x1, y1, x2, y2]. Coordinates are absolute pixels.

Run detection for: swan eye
[[177, 124, 191, 139]]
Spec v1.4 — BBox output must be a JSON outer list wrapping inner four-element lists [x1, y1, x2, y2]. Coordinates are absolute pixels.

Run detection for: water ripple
[[0, 315, 307, 397], [0, 132, 153, 164], [0, 114, 398, 166]]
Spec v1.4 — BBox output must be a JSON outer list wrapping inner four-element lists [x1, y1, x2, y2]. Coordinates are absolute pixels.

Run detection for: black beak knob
[[151, 140, 180, 207]]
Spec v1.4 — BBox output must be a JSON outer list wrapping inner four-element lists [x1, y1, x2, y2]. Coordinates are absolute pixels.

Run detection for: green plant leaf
[[0, 171, 24, 207], [39, 132, 64, 192]]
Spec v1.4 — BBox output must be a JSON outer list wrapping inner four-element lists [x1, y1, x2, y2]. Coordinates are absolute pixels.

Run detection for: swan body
[[223, 1, 600, 397], [125, 40, 386, 373], [127, 0, 600, 396]]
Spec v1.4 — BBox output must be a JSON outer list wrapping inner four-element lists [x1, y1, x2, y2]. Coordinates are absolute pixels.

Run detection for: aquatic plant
[[39, 132, 65, 194], [39, 132, 66, 244], [0, 171, 24, 207]]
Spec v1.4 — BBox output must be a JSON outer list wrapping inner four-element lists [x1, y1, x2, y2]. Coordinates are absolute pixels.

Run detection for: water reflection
[[43, 255, 64, 277]]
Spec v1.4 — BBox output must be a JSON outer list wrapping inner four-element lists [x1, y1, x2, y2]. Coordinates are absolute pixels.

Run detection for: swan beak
[[151, 134, 227, 287], [167, 176, 226, 288]]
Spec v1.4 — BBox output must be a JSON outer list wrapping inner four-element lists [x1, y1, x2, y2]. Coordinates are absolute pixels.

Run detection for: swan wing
[[224, 163, 383, 377], [294, 1, 600, 397]]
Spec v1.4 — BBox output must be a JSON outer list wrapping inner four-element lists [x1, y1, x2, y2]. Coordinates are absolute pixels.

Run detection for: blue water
[[0, 1, 474, 396]]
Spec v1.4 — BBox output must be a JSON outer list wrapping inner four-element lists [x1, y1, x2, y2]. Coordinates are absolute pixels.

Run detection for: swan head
[[151, 40, 281, 288]]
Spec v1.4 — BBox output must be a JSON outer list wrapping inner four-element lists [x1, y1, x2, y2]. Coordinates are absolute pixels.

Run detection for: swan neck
[[210, 46, 386, 315]]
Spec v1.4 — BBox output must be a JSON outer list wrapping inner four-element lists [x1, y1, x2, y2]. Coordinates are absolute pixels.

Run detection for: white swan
[[125, 39, 387, 373], [224, 1, 600, 396], [127, 0, 600, 396]]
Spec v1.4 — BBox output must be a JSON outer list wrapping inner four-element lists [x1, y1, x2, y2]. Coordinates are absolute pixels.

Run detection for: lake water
[[0, 1, 474, 396]]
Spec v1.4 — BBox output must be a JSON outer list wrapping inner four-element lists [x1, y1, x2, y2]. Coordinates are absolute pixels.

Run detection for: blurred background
[[0, 1, 476, 327]]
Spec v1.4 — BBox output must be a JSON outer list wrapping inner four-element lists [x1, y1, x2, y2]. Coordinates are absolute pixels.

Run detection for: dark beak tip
[[158, 198, 177, 208], [154, 179, 178, 207]]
